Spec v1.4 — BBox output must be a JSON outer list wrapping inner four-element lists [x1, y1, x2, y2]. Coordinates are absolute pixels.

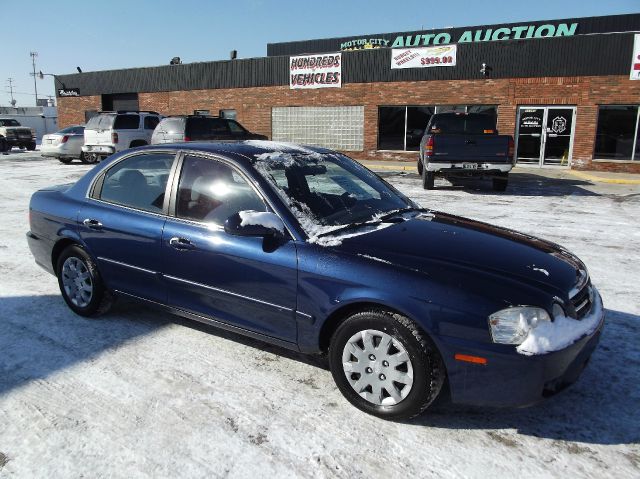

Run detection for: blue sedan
[[26, 141, 604, 419]]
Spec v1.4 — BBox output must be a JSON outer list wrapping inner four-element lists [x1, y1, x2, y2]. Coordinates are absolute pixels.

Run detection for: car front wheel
[[329, 309, 445, 420], [56, 245, 112, 317]]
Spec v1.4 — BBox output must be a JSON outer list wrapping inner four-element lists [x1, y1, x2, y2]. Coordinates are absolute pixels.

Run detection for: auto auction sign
[[631, 34, 640, 80], [290, 53, 342, 89], [391, 45, 457, 69]]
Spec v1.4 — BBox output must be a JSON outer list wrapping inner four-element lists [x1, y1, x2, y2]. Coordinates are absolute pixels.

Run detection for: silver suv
[[82, 111, 163, 163]]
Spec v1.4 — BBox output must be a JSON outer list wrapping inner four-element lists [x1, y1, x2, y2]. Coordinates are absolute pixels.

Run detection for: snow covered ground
[[0, 152, 639, 478]]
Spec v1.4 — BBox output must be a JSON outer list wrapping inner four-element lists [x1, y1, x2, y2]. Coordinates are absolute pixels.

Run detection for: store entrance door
[[515, 106, 576, 167]]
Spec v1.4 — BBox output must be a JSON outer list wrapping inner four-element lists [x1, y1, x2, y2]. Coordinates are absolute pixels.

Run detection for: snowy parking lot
[[1, 151, 639, 478]]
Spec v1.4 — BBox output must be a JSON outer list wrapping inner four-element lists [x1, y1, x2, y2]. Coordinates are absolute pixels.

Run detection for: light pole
[[30, 51, 39, 105]]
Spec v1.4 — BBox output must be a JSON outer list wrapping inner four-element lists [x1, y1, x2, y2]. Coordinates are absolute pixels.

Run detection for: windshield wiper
[[376, 207, 428, 222], [314, 218, 382, 238]]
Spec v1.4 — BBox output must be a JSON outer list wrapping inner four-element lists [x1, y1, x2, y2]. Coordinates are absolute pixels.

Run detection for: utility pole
[[30, 51, 38, 105], [6, 78, 16, 107]]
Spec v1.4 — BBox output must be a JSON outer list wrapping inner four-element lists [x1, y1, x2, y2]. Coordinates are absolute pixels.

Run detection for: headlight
[[488, 306, 551, 344]]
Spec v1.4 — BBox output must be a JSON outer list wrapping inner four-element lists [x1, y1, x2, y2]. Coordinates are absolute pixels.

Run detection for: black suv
[[151, 115, 267, 144]]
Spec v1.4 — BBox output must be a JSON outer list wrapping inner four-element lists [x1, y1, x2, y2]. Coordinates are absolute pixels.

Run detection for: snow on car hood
[[334, 210, 586, 295]]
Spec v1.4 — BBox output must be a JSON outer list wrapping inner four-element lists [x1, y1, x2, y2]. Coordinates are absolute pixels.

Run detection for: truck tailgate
[[432, 135, 511, 163]]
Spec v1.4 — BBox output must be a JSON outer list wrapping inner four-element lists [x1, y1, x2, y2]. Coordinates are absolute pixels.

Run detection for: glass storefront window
[[377, 107, 406, 150], [594, 105, 640, 161], [378, 105, 497, 151]]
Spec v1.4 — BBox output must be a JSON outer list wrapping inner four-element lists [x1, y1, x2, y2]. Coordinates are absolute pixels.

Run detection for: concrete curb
[[568, 170, 640, 185]]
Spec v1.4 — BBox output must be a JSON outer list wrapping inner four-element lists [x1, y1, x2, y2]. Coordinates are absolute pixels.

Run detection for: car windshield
[[0, 119, 20, 127], [252, 150, 412, 236], [428, 113, 496, 134]]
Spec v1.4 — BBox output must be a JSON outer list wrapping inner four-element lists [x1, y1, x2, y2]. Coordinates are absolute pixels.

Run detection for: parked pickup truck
[[0, 118, 36, 152], [418, 112, 514, 191]]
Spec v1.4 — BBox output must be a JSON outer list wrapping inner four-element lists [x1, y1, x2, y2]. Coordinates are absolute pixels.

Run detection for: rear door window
[[144, 116, 160, 130], [113, 114, 140, 130], [98, 153, 175, 213]]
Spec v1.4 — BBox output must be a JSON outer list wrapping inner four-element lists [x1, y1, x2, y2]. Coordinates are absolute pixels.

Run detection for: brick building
[[56, 13, 640, 172]]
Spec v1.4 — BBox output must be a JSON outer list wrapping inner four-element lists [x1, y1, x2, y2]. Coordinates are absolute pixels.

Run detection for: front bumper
[[82, 145, 115, 155], [437, 307, 605, 407]]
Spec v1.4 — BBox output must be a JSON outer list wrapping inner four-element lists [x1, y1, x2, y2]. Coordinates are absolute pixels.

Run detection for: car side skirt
[[114, 290, 302, 353]]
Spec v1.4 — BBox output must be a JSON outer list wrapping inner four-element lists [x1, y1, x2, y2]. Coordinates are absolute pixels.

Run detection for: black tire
[[82, 152, 99, 164], [417, 158, 424, 176], [492, 173, 508, 192], [56, 245, 113, 317], [329, 309, 445, 420], [422, 169, 435, 190], [26, 142, 36, 151], [129, 140, 147, 148], [58, 158, 73, 164]]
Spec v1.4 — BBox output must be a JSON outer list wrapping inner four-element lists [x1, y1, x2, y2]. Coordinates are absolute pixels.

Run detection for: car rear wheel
[[0, 138, 7, 153], [82, 153, 100, 164], [58, 158, 73, 164], [417, 158, 424, 175], [27, 142, 36, 151], [56, 245, 112, 317], [329, 309, 445, 419], [422, 169, 435, 190]]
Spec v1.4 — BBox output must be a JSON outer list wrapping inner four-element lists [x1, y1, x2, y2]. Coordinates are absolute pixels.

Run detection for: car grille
[[570, 280, 593, 320]]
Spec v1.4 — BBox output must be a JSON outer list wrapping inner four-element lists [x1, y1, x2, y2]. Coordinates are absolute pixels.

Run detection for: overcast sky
[[1, 0, 637, 108]]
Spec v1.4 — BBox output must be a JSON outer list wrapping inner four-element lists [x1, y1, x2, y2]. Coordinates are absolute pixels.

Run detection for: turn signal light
[[184, 136, 191, 142], [425, 136, 434, 156], [112, 132, 119, 144], [454, 354, 488, 365], [60, 135, 69, 143]]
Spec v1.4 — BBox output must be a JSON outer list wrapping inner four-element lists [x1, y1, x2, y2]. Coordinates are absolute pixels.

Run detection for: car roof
[[138, 140, 333, 161]]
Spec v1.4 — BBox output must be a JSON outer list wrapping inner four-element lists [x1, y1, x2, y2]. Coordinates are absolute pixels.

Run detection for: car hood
[[336, 211, 584, 295]]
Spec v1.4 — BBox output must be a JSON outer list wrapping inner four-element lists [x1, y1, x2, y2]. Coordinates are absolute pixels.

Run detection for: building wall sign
[[631, 34, 640, 80], [391, 45, 457, 69], [341, 38, 389, 51], [387, 22, 578, 48], [58, 88, 80, 97], [290, 54, 342, 89]]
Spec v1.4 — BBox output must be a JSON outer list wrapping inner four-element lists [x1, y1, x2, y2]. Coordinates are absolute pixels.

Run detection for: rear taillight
[[508, 137, 514, 158], [112, 132, 119, 144], [60, 135, 69, 143], [425, 136, 434, 157], [184, 136, 191, 142]]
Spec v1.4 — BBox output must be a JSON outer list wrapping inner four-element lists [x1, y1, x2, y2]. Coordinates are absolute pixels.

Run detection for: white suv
[[82, 111, 163, 163]]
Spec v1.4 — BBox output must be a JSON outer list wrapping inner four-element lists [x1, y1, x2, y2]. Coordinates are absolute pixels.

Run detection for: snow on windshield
[[252, 150, 410, 245]]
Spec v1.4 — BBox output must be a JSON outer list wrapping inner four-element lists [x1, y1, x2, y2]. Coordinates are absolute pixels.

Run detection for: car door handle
[[169, 237, 195, 250], [82, 218, 103, 230]]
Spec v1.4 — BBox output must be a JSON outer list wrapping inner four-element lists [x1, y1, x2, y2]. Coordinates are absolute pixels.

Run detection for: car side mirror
[[224, 211, 286, 238]]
